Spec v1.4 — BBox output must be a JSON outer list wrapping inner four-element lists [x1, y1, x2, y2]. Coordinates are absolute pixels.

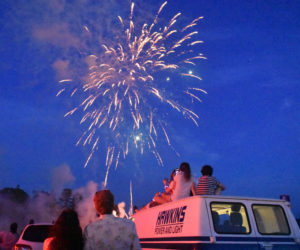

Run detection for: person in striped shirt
[[196, 165, 225, 195]]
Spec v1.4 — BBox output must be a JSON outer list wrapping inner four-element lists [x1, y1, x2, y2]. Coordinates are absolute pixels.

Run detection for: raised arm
[[218, 183, 226, 191], [166, 180, 175, 193], [191, 181, 196, 196]]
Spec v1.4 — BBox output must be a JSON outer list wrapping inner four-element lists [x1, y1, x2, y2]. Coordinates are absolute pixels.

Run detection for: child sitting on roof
[[196, 165, 225, 195]]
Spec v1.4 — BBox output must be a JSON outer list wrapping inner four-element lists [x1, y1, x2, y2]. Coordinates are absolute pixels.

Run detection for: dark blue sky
[[0, 0, 299, 217]]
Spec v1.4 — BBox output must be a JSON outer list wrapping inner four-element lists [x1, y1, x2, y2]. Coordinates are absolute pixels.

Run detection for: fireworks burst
[[57, 1, 207, 186]]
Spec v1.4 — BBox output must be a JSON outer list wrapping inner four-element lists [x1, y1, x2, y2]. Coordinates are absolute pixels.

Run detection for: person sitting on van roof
[[162, 168, 178, 195], [196, 165, 225, 195], [137, 168, 179, 210], [153, 162, 196, 204]]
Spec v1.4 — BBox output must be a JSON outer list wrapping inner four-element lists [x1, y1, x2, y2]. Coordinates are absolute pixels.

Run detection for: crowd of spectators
[[44, 190, 141, 250], [1, 162, 225, 250]]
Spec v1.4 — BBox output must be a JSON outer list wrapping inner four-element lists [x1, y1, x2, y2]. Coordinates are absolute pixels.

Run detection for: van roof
[[175, 195, 289, 204]]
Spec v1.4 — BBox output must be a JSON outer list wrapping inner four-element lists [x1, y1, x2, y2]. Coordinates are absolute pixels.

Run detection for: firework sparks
[[58, 1, 206, 187]]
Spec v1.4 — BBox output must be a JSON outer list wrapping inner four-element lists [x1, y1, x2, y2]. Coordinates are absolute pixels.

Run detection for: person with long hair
[[153, 162, 196, 204], [43, 209, 83, 250]]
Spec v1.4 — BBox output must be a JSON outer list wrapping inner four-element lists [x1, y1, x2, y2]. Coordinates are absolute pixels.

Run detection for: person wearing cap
[[83, 190, 141, 250]]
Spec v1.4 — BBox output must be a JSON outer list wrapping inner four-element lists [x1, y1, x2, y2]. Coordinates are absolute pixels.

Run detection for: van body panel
[[134, 196, 210, 239], [133, 196, 300, 250]]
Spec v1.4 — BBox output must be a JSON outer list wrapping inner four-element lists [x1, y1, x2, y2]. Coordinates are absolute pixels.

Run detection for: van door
[[251, 203, 300, 250], [206, 198, 260, 249]]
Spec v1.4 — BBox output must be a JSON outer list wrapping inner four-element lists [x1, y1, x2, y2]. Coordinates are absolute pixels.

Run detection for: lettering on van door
[[154, 206, 187, 235]]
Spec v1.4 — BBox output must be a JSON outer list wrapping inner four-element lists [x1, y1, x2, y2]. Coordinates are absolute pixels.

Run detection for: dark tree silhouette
[[59, 188, 73, 209], [0, 186, 29, 203]]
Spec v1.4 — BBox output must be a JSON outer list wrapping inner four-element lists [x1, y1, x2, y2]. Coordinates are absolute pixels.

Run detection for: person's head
[[231, 204, 241, 212], [201, 165, 213, 176], [51, 209, 83, 250], [94, 190, 114, 215], [179, 162, 191, 181], [163, 178, 168, 185], [10, 222, 18, 233], [170, 168, 179, 181], [55, 209, 80, 229]]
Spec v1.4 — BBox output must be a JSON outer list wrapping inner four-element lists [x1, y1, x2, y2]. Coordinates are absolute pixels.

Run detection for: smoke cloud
[[0, 166, 129, 233], [52, 59, 72, 80], [51, 164, 75, 198], [74, 181, 98, 229]]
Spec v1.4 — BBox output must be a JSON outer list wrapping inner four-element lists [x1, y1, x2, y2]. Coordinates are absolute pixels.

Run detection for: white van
[[132, 195, 300, 249]]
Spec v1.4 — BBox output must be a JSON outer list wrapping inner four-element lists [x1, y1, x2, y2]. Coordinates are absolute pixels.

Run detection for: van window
[[210, 202, 251, 234], [252, 204, 290, 235]]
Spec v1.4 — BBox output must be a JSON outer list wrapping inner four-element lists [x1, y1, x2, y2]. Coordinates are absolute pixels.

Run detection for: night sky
[[0, 0, 299, 217]]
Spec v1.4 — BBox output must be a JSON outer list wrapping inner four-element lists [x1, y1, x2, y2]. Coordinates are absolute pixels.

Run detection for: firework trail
[[58, 1, 206, 186], [129, 180, 133, 217]]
